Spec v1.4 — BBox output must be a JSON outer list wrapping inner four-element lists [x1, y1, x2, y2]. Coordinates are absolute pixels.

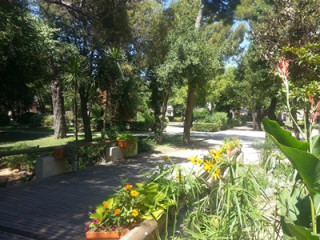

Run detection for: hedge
[[192, 122, 223, 132]]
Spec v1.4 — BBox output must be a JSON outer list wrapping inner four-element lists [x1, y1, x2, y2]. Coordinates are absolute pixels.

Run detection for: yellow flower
[[124, 184, 133, 191], [203, 160, 214, 172], [103, 203, 108, 208], [163, 155, 171, 161], [114, 208, 121, 215], [176, 173, 183, 180], [212, 168, 221, 180], [132, 209, 139, 217], [98, 218, 103, 223], [130, 190, 139, 198], [187, 155, 202, 165], [209, 149, 223, 162]]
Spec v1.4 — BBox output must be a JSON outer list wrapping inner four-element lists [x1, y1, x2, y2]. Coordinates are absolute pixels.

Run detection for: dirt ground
[[0, 167, 33, 187]]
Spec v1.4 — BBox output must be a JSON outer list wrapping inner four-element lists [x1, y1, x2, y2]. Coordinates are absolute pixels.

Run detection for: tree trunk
[[50, 77, 67, 139], [183, 86, 195, 144], [157, 92, 169, 144], [79, 86, 92, 142], [182, 2, 203, 145]]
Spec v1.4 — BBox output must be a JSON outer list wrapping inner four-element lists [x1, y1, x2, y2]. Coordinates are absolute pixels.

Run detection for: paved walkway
[[0, 124, 265, 239]]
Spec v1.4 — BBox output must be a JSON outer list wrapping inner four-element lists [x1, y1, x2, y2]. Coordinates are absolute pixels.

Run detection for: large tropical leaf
[[284, 218, 320, 240], [262, 118, 320, 196], [261, 118, 309, 151], [311, 135, 320, 158]]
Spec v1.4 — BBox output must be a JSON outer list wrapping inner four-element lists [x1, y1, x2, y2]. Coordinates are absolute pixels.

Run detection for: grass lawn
[[0, 132, 102, 151]]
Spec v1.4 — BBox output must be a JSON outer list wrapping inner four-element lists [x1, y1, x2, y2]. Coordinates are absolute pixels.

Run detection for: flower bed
[[85, 138, 243, 239]]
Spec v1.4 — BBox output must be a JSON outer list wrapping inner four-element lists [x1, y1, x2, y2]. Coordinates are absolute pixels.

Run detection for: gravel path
[[151, 122, 265, 166]]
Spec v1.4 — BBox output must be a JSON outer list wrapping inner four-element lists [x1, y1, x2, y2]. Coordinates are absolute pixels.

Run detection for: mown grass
[[0, 132, 102, 151]]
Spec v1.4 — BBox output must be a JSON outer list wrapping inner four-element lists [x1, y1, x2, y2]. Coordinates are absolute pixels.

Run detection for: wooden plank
[[0, 163, 146, 240]]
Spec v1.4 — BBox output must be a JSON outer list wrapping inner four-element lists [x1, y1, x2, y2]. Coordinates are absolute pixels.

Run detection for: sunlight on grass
[[0, 132, 101, 150]]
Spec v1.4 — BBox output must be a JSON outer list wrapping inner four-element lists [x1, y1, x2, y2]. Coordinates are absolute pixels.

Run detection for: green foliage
[[192, 112, 228, 132], [30, 114, 54, 128], [192, 109, 210, 121], [262, 118, 320, 238], [77, 145, 108, 169], [230, 115, 248, 127], [182, 160, 271, 239], [4, 144, 37, 172], [138, 137, 156, 153], [192, 122, 223, 132]]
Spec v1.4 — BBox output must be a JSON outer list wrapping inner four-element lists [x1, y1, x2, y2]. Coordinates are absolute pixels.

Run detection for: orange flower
[[276, 58, 290, 80], [131, 209, 139, 217], [130, 190, 139, 198], [124, 184, 133, 191], [104, 204, 108, 208], [114, 208, 121, 215], [98, 218, 103, 223]]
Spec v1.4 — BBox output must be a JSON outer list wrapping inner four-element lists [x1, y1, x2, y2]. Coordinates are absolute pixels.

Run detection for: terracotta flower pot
[[53, 148, 66, 159], [86, 228, 130, 240], [117, 140, 128, 148]]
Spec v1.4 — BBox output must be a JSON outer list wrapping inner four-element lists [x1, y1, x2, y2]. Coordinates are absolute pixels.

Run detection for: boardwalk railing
[[0, 140, 117, 158]]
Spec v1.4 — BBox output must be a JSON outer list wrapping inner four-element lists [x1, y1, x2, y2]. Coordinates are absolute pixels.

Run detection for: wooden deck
[[0, 156, 160, 240]]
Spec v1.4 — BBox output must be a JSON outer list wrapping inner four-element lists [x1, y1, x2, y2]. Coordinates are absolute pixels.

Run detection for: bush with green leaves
[[138, 137, 156, 153], [193, 109, 210, 122], [66, 144, 109, 170], [30, 114, 54, 128], [231, 115, 248, 126], [4, 144, 37, 172], [192, 111, 228, 132]]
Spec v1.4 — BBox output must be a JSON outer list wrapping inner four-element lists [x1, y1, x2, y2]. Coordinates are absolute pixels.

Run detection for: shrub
[[193, 109, 210, 121], [204, 112, 228, 127], [5, 144, 37, 172], [138, 137, 156, 153], [42, 115, 54, 128], [0, 113, 10, 126], [143, 112, 155, 130], [30, 114, 54, 128], [192, 112, 228, 132], [231, 115, 248, 126], [17, 112, 37, 124], [192, 122, 221, 132]]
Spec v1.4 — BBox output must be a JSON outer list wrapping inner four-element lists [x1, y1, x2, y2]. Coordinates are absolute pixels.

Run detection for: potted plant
[[116, 134, 138, 157], [53, 147, 66, 159], [85, 181, 175, 240]]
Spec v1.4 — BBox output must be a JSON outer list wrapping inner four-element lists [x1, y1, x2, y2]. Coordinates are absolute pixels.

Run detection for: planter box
[[120, 212, 168, 240], [86, 228, 130, 240]]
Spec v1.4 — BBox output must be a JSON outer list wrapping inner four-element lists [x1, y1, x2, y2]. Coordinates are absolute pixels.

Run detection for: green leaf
[[96, 205, 105, 215], [261, 118, 309, 151], [284, 218, 320, 240], [262, 118, 320, 196], [102, 198, 114, 209], [311, 135, 320, 158], [151, 209, 164, 220]]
